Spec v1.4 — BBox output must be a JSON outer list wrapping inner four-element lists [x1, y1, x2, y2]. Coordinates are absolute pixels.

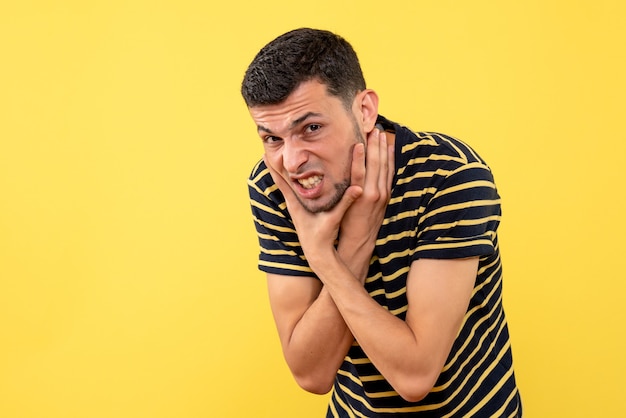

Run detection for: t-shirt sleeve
[[247, 161, 315, 277], [412, 161, 502, 260]]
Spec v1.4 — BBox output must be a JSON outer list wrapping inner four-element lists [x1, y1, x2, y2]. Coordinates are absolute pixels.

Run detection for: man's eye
[[306, 124, 321, 133], [263, 136, 281, 144]]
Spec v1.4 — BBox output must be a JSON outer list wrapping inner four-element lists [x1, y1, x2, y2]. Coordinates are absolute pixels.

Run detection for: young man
[[242, 28, 522, 417]]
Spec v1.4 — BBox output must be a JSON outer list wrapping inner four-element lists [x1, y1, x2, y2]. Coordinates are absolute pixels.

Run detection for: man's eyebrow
[[257, 125, 273, 134], [289, 112, 322, 129], [256, 112, 323, 135]]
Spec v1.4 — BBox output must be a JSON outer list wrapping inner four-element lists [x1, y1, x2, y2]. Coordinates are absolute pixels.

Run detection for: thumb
[[333, 184, 363, 215]]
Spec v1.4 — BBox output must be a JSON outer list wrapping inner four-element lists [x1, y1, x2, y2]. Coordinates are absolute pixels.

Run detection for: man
[[242, 28, 522, 417]]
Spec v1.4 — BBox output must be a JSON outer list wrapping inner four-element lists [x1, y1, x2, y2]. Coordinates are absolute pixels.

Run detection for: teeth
[[297, 175, 322, 189]]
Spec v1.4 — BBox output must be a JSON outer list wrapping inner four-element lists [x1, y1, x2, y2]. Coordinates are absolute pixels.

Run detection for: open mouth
[[297, 175, 323, 190]]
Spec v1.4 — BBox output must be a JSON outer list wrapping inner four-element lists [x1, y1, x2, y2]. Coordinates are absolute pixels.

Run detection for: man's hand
[[339, 129, 395, 282], [263, 153, 362, 265], [264, 128, 394, 272]]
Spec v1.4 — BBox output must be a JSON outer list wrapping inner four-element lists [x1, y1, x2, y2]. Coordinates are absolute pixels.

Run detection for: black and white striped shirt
[[248, 116, 522, 417]]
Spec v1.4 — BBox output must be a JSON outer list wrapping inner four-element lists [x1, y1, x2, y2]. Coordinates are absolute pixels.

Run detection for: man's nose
[[282, 139, 308, 173]]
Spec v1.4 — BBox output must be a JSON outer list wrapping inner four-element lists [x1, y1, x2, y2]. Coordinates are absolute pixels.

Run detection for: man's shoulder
[[247, 159, 288, 211], [248, 159, 267, 181], [248, 159, 273, 192], [399, 128, 478, 158], [391, 124, 497, 196]]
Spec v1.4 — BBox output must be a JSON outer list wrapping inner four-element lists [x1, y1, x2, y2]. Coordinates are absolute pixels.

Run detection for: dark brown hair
[[241, 28, 366, 108]]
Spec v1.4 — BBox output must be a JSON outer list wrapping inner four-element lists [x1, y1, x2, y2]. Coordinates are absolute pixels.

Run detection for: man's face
[[249, 80, 365, 213]]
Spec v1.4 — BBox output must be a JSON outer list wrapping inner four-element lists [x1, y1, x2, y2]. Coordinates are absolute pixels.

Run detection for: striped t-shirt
[[247, 116, 522, 417]]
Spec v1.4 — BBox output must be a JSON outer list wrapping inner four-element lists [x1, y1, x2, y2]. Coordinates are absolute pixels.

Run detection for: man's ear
[[354, 89, 379, 133]]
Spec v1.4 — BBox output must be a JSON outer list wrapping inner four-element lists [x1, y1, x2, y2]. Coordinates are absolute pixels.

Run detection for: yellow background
[[1, 1, 624, 417]]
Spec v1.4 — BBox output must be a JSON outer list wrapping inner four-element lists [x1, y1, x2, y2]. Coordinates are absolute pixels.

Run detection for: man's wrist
[[307, 248, 341, 278]]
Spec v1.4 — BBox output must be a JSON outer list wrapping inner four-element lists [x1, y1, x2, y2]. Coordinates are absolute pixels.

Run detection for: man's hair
[[241, 28, 366, 109]]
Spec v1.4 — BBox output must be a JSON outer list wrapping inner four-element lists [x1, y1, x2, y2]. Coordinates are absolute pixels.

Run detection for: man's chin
[[298, 198, 333, 214], [293, 179, 349, 214], [297, 192, 344, 214]]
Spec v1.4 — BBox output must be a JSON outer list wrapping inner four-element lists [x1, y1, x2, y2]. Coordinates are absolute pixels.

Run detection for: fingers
[[335, 184, 363, 216], [387, 137, 395, 191], [378, 131, 388, 194], [362, 128, 394, 201], [364, 129, 381, 196], [350, 142, 366, 189], [378, 131, 395, 193]]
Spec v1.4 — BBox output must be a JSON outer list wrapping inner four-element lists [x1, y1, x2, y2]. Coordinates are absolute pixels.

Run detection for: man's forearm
[[279, 239, 375, 393], [281, 285, 354, 393], [307, 249, 478, 403], [307, 250, 429, 400], [337, 235, 376, 283]]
